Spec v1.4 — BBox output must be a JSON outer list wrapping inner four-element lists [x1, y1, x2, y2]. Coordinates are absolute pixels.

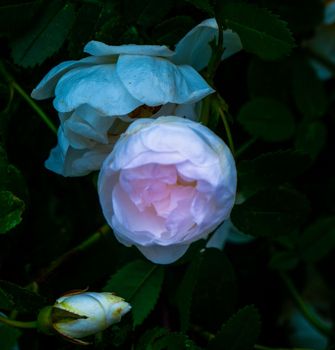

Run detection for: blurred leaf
[[268, 250, 299, 270], [0, 280, 45, 313], [260, 0, 323, 34], [184, 0, 214, 15], [0, 190, 25, 234], [104, 260, 165, 327], [0, 1, 37, 36], [231, 188, 310, 238], [153, 333, 200, 350], [191, 249, 237, 331], [137, 328, 169, 350], [291, 58, 327, 120], [153, 16, 196, 46], [0, 323, 21, 350], [137, 0, 175, 28], [219, 3, 295, 60], [295, 121, 327, 160], [299, 217, 335, 263], [238, 150, 311, 197], [207, 305, 261, 350], [237, 97, 295, 142], [175, 254, 201, 331], [248, 58, 291, 102], [68, 2, 103, 58], [11, 1, 76, 67]]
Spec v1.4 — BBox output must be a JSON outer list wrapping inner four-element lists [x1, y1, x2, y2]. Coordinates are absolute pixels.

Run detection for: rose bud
[[38, 291, 131, 345], [98, 116, 237, 264]]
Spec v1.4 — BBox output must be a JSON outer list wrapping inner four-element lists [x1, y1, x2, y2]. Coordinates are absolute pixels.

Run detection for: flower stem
[[279, 271, 332, 336], [0, 315, 37, 329], [0, 60, 57, 135], [34, 224, 111, 284], [218, 107, 235, 156]]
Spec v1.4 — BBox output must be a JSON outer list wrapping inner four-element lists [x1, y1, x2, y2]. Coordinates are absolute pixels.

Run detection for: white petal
[[116, 55, 214, 105], [62, 105, 115, 149], [172, 18, 242, 71], [84, 40, 174, 57], [31, 56, 110, 100], [137, 243, 190, 264], [324, 2, 335, 25], [54, 64, 142, 114]]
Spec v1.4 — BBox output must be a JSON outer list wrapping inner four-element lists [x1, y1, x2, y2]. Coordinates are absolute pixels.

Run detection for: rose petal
[[116, 55, 214, 105], [136, 243, 190, 264], [31, 56, 110, 100], [84, 40, 175, 57], [53, 64, 142, 114], [173, 18, 242, 71]]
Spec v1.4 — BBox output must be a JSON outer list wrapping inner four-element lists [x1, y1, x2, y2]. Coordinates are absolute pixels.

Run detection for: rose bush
[[98, 116, 237, 264], [31, 41, 214, 176]]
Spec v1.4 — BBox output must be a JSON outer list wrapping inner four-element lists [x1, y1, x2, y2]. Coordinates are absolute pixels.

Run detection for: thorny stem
[[34, 224, 111, 284], [0, 60, 57, 135], [280, 271, 332, 337], [0, 315, 37, 329]]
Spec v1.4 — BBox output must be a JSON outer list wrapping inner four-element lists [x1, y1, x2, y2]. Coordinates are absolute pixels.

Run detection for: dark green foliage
[[0, 280, 45, 313], [0, 324, 21, 350], [218, 3, 295, 60], [104, 260, 165, 327], [231, 188, 310, 238], [237, 98, 295, 142], [208, 305, 261, 350], [238, 150, 311, 197], [11, 1, 76, 67]]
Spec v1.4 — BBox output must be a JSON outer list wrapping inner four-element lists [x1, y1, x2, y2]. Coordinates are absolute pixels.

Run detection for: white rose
[[98, 116, 237, 264], [31, 41, 213, 176]]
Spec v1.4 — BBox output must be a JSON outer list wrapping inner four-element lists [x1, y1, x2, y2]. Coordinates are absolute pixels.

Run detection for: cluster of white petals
[[98, 116, 237, 264], [32, 18, 241, 263]]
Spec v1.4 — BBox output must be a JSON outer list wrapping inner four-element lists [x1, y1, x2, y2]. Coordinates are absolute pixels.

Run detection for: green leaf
[[219, 3, 295, 60], [231, 188, 310, 238], [153, 16, 196, 46], [237, 97, 295, 142], [299, 217, 335, 263], [208, 305, 261, 350], [68, 2, 103, 58], [184, 0, 214, 15], [248, 58, 291, 102], [0, 1, 37, 36], [0, 280, 46, 313], [268, 250, 299, 270], [0, 323, 21, 350], [153, 333, 200, 350], [191, 249, 237, 331], [0, 190, 25, 234], [291, 57, 327, 120], [295, 121, 327, 160], [11, 1, 76, 67], [103, 260, 165, 327], [136, 0, 175, 28], [175, 255, 201, 331], [137, 328, 169, 350], [238, 150, 311, 197]]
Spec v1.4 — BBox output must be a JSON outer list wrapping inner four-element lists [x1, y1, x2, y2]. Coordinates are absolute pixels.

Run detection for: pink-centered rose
[[98, 116, 237, 264]]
